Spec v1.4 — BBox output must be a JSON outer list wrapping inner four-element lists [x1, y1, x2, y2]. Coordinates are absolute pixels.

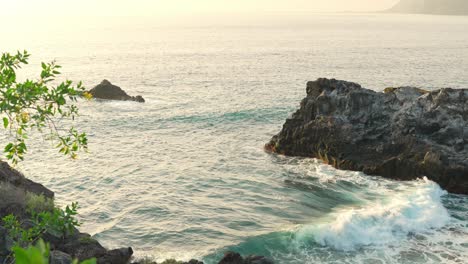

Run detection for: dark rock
[[88, 80, 145, 103], [50, 250, 73, 264], [266, 78, 468, 194], [244, 255, 274, 264], [98, 247, 134, 264], [43, 231, 133, 263], [0, 226, 10, 256], [0, 202, 28, 220], [50, 229, 133, 264], [56, 233, 107, 260], [0, 161, 54, 198], [185, 260, 204, 264], [218, 252, 244, 264]]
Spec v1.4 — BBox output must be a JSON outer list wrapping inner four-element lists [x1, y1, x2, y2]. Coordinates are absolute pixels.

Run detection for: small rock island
[[266, 78, 467, 194], [88, 80, 145, 103], [386, 0, 468, 15]]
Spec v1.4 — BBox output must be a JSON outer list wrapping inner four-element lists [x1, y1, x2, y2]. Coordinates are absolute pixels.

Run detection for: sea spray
[[295, 178, 450, 251]]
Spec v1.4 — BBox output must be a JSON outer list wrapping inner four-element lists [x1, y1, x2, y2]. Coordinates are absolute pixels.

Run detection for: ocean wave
[[295, 178, 450, 251]]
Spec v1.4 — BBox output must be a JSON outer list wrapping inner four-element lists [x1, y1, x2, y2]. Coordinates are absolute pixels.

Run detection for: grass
[[0, 182, 28, 210], [0, 182, 55, 218], [25, 192, 54, 214]]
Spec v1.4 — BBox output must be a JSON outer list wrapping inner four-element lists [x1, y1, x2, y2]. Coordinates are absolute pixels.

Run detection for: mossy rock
[[383, 87, 397, 94]]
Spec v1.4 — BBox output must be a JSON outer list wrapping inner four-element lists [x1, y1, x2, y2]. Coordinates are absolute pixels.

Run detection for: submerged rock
[[218, 252, 274, 264], [266, 78, 468, 194], [218, 252, 243, 264], [88, 80, 145, 102]]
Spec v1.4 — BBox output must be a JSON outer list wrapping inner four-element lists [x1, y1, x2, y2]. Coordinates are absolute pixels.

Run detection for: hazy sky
[[3, 0, 399, 17]]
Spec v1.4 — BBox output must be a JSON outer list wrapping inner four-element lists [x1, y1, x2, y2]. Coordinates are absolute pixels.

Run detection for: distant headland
[[386, 0, 468, 15]]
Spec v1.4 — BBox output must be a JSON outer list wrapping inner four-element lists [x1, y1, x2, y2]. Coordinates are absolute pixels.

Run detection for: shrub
[[2, 202, 81, 247], [32, 202, 81, 238], [25, 193, 54, 214]]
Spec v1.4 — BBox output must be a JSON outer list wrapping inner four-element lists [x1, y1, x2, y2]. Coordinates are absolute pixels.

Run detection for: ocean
[[2, 13, 467, 263]]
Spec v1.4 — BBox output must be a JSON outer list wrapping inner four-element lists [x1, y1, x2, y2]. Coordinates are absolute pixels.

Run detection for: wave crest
[[295, 178, 450, 251]]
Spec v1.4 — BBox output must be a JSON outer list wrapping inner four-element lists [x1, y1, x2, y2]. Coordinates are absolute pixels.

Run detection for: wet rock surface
[[266, 78, 468, 194], [88, 80, 145, 102], [216, 252, 274, 264]]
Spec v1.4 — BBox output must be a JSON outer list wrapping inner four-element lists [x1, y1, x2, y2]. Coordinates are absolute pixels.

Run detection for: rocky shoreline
[[266, 78, 467, 194], [0, 161, 134, 263], [0, 161, 272, 264]]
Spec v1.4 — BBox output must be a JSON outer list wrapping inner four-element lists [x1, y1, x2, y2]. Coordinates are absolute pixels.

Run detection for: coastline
[[0, 161, 272, 263]]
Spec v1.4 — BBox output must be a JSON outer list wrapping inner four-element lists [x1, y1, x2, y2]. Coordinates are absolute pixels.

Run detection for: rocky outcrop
[[266, 78, 468, 194], [0, 162, 134, 264], [386, 0, 468, 15], [0, 161, 54, 198], [88, 80, 145, 103]]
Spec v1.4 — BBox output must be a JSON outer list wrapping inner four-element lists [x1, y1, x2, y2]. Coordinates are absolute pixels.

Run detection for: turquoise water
[[2, 13, 468, 263]]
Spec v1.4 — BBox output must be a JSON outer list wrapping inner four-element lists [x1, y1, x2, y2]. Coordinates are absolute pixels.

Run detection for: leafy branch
[[0, 50, 88, 164]]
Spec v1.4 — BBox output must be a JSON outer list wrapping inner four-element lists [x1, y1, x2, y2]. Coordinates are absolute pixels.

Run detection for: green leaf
[[1, 51, 88, 164], [80, 258, 97, 264], [4, 143, 14, 152], [12, 247, 31, 264]]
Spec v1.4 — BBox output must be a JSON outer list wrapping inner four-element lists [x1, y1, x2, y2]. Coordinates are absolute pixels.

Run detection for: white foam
[[295, 178, 450, 251]]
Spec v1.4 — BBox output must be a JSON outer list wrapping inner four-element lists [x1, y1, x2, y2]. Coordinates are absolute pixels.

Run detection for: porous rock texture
[[266, 78, 467, 194], [88, 80, 145, 102]]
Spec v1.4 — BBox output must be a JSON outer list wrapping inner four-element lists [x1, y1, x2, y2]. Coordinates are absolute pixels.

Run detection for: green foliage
[[13, 239, 96, 264], [25, 193, 54, 214], [33, 202, 81, 238], [0, 50, 88, 164], [13, 239, 50, 264], [2, 202, 81, 247], [78, 235, 97, 244], [1, 214, 41, 247]]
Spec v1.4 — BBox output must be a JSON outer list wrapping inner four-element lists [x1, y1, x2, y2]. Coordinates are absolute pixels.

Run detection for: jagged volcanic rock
[[266, 78, 468, 194]]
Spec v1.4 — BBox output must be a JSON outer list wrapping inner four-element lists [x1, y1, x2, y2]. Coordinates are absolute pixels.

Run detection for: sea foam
[[295, 178, 450, 251]]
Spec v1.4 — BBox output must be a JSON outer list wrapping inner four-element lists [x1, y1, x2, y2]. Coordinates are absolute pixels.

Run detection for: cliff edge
[[386, 0, 468, 15]]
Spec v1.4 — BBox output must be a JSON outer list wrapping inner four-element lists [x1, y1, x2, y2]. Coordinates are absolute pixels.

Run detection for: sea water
[[1, 14, 467, 263]]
